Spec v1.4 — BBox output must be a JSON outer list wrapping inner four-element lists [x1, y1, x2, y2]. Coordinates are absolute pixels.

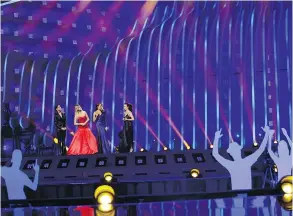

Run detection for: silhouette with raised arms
[[212, 126, 270, 190], [267, 128, 292, 181]]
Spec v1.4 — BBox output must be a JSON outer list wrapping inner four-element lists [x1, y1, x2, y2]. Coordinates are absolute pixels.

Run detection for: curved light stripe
[[134, 18, 150, 152], [250, 9, 256, 142], [90, 53, 101, 129], [285, 9, 292, 135], [65, 52, 82, 136], [2, 51, 10, 103], [161, 5, 170, 22], [262, 6, 268, 126], [216, 16, 220, 136], [42, 61, 51, 123], [19, 60, 28, 115], [112, 38, 126, 152], [145, 6, 170, 150], [27, 61, 36, 117], [192, 18, 198, 149], [228, 18, 232, 141], [169, 7, 185, 150], [150, 6, 158, 25], [204, 17, 209, 149], [51, 57, 63, 132], [76, 45, 93, 104], [123, 38, 135, 104], [146, 28, 157, 150], [181, 9, 194, 150], [240, 10, 244, 147], [102, 54, 110, 105], [157, 4, 175, 151], [273, 10, 280, 141]]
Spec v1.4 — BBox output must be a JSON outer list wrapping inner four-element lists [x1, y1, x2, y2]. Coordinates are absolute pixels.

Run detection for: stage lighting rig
[[186, 169, 202, 178], [276, 175, 293, 211], [94, 185, 115, 205]]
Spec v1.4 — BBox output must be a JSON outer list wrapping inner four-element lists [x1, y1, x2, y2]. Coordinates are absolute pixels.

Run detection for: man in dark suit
[[54, 105, 66, 156]]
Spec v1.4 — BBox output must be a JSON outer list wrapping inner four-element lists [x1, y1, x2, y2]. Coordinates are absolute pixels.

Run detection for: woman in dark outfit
[[121, 103, 134, 153], [93, 103, 111, 154], [54, 105, 66, 156]]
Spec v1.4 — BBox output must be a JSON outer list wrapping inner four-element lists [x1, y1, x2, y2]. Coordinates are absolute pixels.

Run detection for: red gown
[[67, 116, 98, 155]]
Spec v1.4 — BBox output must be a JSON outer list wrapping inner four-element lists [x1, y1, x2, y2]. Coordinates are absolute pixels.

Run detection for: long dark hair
[[125, 103, 133, 112], [55, 105, 60, 114], [95, 103, 104, 112]]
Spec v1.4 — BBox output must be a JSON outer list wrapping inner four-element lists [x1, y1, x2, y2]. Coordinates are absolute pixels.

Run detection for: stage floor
[[1, 195, 290, 216]]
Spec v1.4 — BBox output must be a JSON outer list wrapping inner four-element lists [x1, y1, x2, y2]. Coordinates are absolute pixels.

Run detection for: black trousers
[[57, 130, 66, 156]]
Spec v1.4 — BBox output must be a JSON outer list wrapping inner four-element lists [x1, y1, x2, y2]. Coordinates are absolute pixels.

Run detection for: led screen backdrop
[[1, 1, 292, 152]]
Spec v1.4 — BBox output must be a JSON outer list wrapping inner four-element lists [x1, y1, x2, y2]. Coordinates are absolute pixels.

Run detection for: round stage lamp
[[190, 169, 200, 178], [274, 140, 278, 144], [96, 204, 115, 215], [277, 194, 292, 211], [253, 142, 258, 147], [94, 185, 115, 205], [279, 175, 292, 194], [104, 172, 113, 183], [209, 144, 214, 149], [53, 138, 58, 144], [97, 192, 114, 204], [186, 146, 191, 150], [163, 147, 168, 151]]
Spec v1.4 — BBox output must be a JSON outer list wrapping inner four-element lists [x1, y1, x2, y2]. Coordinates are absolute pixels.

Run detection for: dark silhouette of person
[[1, 149, 39, 200], [212, 126, 270, 190], [267, 128, 292, 181]]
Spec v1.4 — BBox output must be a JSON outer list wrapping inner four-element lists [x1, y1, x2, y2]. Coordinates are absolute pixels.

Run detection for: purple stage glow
[[1, 1, 292, 153]]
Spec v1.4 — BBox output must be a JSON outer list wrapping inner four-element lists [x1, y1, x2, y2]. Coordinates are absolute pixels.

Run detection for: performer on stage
[[67, 105, 98, 155], [119, 103, 134, 153], [54, 105, 66, 156], [93, 103, 111, 154]]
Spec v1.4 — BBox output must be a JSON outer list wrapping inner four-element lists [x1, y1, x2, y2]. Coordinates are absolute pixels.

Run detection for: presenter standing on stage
[[67, 105, 98, 155], [93, 103, 111, 154], [121, 103, 134, 152], [54, 105, 67, 156]]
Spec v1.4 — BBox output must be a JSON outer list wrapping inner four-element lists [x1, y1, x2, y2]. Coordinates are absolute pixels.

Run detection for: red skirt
[[67, 126, 98, 155]]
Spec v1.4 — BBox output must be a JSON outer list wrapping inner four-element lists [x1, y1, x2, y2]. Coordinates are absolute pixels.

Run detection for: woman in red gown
[[67, 105, 98, 155]]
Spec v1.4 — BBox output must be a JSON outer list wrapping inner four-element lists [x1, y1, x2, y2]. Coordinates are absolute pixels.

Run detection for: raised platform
[[1, 149, 269, 202]]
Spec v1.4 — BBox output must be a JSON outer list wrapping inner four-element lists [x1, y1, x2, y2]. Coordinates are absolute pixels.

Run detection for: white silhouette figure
[[212, 126, 270, 190], [267, 128, 292, 181], [1, 149, 39, 200]]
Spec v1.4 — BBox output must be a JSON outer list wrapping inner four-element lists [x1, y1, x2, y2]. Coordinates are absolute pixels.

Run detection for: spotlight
[[277, 193, 292, 211], [236, 134, 240, 138], [277, 175, 292, 194], [209, 144, 214, 149], [140, 148, 147, 152], [253, 142, 258, 147], [186, 146, 191, 150], [190, 169, 200, 178], [163, 147, 168, 151], [53, 137, 58, 144], [96, 204, 115, 214], [273, 165, 278, 173], [274, 140, 278, 144], [94, 185, 115, 205], [104, 172, 113, 183]]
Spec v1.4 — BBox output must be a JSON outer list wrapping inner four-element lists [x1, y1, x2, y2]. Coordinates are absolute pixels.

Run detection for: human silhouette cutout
[[267, 128, 292, 181], [212, 126, 270, 190], [1, 149, 39, 200]]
